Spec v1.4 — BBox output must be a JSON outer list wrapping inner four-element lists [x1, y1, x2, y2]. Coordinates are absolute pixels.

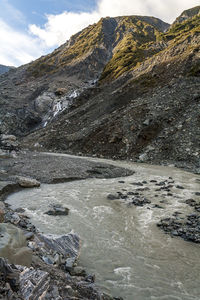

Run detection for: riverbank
[[0, 150, 133, 300], [0, 150, 200, 299]]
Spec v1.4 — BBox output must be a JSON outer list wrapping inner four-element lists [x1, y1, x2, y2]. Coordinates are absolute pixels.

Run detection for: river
[[6, 156, 200, 300]]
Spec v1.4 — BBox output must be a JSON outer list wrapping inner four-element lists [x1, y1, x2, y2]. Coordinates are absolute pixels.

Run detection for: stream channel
[[6, 155, 200, 300]]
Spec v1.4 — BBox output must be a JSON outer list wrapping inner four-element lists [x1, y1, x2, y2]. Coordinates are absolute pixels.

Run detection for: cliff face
[[0, 8, 200, 171]]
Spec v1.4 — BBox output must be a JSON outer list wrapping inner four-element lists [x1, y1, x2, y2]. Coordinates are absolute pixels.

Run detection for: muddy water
[[6, 159, 200, 300]]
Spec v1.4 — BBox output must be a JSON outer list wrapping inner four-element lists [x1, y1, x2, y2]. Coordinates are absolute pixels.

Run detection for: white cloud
[[1, 0, 200, 66], [29, 0, 200, 48], [98, 0, 200, 23], [29, 11, 100, 47], [0, 19, 48, 66]]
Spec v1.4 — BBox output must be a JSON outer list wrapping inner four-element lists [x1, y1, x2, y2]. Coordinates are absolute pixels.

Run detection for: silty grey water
[[6, 157, 200, 300]]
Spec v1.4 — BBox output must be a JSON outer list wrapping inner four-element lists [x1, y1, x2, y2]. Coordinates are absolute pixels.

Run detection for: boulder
[[0, 134, 19, 151], [0, 134, 17, 142], [17, 177, 40, 188], [55, 88, 68, 96], [0, 257, 49, 300], [45, 204, 69, 216], [36, 232, 80, 260]]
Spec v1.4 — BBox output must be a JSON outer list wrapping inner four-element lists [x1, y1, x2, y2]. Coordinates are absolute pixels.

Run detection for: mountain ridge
[[0, 64, 15, 75]]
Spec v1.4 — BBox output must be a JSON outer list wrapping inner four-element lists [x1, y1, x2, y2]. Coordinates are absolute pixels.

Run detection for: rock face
[[0, 7, 199, 171]]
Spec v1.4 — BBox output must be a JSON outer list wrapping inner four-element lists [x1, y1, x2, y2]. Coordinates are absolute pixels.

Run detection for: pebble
[[175, 185, 184, 189], [107, 194, 119, 200]]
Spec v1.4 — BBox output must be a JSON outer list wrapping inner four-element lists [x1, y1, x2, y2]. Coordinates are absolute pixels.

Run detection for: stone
[[15, 208, 25, 213], [0, 257, 20, 290], [65, 257, 76, 272], [175, 185, 184, 189], [55, 88, 68, 96], [36, 232, 80, 261], [45, 205, 69, 216], [0, 134, 19, 151], [139, 153, 148, 162], [107, 194, 119, 200], [42, 256, 53, 265], [1, 134, 17, 142], [24, 232, 34, 240], [0, 149, 10, 158], [18, 264, 49, 300], [17, 177, 40, 188], [70, 266, 86, 277], [131, 182, 143, 186]]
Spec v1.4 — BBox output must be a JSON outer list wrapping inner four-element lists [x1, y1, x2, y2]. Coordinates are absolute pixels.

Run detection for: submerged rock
[[157, 214, 200, 243], [107, 194, 120, 200], [45, 204, 69, 216]]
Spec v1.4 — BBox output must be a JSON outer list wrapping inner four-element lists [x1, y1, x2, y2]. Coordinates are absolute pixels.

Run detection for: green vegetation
[[100, 14, 200, 82], [28, 19, 105, 77], [99, 17, 162, 82], [158, 14, 200, 42], [27, 13, 200, 80]]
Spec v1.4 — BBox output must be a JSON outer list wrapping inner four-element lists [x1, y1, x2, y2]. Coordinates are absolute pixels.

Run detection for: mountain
[[0, 7, 199, 172], [0, 15, 169, 136], [0, 64, 15, 75], [173, 5, 200, 25]]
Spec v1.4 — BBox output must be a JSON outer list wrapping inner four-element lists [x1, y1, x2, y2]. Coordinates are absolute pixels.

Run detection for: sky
[[0, 0, 199, 67]]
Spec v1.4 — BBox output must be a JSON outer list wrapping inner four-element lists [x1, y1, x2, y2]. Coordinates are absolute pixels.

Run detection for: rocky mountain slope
[[0, 15, 169, 136], [0, 7, 200, 172], [0, 64, 14, 75]]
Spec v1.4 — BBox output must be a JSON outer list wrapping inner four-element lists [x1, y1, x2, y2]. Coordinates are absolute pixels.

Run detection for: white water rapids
[[6, 156, 200, 300]]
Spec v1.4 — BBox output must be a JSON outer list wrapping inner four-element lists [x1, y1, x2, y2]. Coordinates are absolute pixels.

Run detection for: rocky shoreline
[[0, 149, 200, 299], [0, 149, 133, 300]]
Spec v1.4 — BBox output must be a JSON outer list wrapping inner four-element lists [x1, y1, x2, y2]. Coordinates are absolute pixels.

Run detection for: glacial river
[[6, 156, 200, 300]]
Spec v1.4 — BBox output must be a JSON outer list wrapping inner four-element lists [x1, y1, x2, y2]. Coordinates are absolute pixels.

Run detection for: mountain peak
[[173, 5, 200, 25], [27, 15, 169, 79]]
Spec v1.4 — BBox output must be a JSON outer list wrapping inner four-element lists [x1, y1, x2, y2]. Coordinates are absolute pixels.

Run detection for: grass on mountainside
[[27, 13, 200, 81], [99, 18, 162, 82], [27, 19, 105, 77], [100, 14, 200, 82]]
